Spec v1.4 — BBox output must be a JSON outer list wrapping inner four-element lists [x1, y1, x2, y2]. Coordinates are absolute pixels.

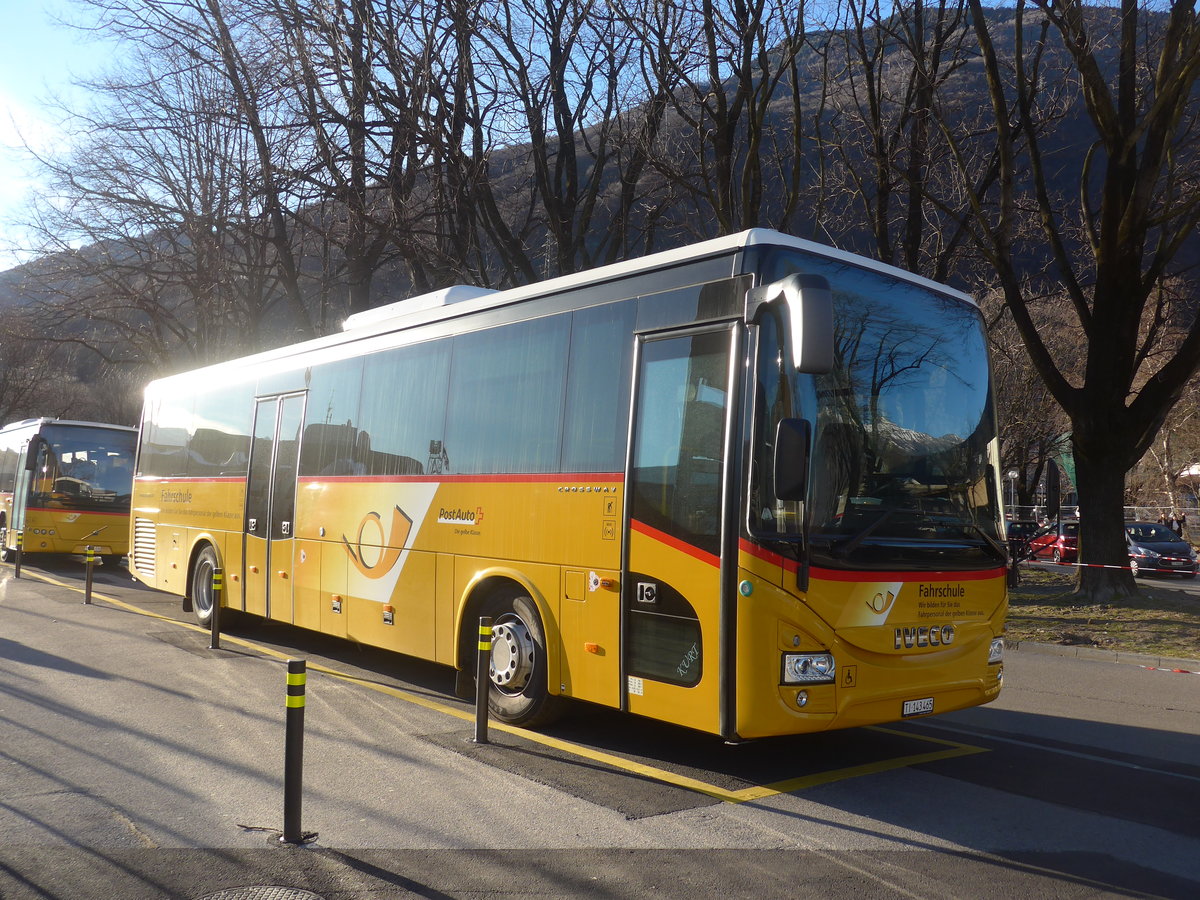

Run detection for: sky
[[0, 0, 115, 270]]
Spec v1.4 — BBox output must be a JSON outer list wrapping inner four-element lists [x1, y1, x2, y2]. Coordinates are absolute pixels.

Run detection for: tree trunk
[[1072, 433, 1138, 601]]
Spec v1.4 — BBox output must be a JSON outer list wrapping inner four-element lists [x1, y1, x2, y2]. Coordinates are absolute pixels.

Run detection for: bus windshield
[[761, 251, 1002, 572], [32, 425, 136, 512]]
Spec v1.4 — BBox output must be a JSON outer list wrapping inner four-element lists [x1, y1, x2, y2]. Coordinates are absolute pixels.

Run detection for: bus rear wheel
[[189, 545, 220, 628], [479, 587, 563, 728]]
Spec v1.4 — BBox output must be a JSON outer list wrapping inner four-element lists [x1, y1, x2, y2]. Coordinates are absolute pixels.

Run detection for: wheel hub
[[490, 618, 534, 692]]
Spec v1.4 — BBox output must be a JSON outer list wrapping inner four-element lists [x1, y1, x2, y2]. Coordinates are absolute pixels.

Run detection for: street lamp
[[1006, 470, 1018, 513]]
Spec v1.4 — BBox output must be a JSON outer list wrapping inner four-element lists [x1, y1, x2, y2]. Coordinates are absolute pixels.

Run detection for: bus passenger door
[[244, 393, 305, 622], [10, 441, 34, 539], [623, 325, 736, 736]]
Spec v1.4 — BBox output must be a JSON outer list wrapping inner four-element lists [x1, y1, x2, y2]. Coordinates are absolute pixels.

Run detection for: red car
[[1026, 520, 1079, 564]]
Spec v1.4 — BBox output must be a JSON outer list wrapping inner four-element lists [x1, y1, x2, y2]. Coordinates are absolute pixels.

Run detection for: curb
[[1004, 638, 1200, 674]]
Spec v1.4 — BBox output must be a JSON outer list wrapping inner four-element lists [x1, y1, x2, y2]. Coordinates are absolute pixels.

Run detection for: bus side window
[[446, 316, 569, 475], [359, 340, 451, 477], [190, 384, 254, 477], [299, 358, 365, 477], [562, 300, 636, 473], [750, 308, 802, 537]]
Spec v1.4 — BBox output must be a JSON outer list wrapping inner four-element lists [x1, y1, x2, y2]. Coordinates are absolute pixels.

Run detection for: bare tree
[[961, 0, 1200, 600], [815, 0, 983, 278], [19, 33, 298, 368], [623, 0, 813, 238], [0, 314, 57, 423], [982, 288, 1073, 510], [468, 0, 668, 276], [1127, 375, 1200, 514]]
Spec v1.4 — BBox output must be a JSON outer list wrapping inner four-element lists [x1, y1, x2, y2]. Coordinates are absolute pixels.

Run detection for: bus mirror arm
[[774, 418, 811, 502], [746, 274, 835, 374]]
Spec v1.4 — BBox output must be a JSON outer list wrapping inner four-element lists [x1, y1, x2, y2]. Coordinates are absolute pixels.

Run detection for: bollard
[[209, 567, 223, 650], [13, 531, 22, 579], [282, 659, 307, 844], [1007, 554, 1020, 588], [84, 546, 95, 604], [474, 617, 492, 744]]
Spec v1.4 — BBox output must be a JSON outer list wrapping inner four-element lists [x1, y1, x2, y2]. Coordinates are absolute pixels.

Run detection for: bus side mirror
[[746, 273, 835, 373], [774, 418, 811, 502], [24, 438, 41, 470]]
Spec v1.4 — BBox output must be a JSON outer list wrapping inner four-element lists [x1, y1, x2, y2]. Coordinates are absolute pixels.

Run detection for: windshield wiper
[[967, 524, 1008, 563], [832, 509, 895, 558]]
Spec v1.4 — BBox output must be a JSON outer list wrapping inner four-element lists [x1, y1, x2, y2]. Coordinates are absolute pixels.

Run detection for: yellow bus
[[0, 418, 137, 566], [131, 229, 1006, 738]]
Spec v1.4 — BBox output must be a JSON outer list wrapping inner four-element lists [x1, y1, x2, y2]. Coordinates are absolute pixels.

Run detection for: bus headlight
[[782, 652, 835, 684], [988, 638, 1004, 665]]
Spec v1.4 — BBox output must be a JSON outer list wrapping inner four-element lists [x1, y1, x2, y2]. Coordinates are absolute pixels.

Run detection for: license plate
[[902, 697, 934, 717]]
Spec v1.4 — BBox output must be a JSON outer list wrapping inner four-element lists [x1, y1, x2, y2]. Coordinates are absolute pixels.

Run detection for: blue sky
[[0, 0, 114, 268]]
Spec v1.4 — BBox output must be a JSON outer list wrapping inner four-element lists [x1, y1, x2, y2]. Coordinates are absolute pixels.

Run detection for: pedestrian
[[1176, 511, 1187, 537]]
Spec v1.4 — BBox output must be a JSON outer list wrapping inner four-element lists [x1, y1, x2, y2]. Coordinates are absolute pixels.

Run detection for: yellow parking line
[[14, 566, 988, 803]]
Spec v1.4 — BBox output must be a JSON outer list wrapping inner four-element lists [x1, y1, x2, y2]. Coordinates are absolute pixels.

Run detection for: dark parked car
[[1125, 522, 1198, 578], [1027, 520, 1079, 564], [1006, 520, 1039, 560]]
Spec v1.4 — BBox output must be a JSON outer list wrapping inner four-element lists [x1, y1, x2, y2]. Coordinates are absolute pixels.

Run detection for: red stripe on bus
[[810, 565, 1006, 582], [738, 539, 1004, 581], [739, 539, 781, 565], [135, 477, 244, 484], [296, 473, 625, 484], [631, 519, 720, 568], [138, 473, 624, 485], [25, 507, 128, 517]]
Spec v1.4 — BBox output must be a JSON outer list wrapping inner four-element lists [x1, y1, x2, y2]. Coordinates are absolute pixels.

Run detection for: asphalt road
[[1, 556, 1198, 899]]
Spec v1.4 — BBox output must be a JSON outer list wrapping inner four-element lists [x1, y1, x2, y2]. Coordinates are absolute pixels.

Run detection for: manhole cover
[[194, 889, 325, 900]]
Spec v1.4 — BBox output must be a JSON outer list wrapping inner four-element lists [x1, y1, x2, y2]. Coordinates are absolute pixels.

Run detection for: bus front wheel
[[189, 545, 220, 628], [478, 587, 563, 728]]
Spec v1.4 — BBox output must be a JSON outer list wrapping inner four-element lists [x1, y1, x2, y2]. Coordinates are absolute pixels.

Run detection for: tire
[[1130, 557, 1141, 578], [103, 555, 124, 569], [189, 544, 220, 628], [1052, 549, 1062, 564], [477, 586, 563, 728]]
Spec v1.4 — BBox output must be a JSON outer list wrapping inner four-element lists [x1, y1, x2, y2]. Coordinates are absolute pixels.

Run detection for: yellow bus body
[[131, 229, 1007, 739], [133, 471, 1005, 738], [1, 419, 137, 562]]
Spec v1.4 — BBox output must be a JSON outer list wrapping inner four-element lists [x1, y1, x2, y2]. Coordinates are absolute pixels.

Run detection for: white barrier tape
[[1017, 558, 1196, 576], [1138, 665, 1200, 675]]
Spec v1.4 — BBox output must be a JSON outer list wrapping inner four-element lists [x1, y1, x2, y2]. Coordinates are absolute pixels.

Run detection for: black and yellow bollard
[[209, 567, 223, 650], [13, 531, 22, 579], [474, 617, 492, 744], [282, 659, 308, 844], [84, 546, 95, 604]]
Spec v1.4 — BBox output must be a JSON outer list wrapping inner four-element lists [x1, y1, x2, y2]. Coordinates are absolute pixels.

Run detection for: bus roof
[[0, 418, 138, 434], [144, 228, 977, 394]]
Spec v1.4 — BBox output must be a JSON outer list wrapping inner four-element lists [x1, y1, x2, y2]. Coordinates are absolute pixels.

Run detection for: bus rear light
[[782, 652, 835, 684]]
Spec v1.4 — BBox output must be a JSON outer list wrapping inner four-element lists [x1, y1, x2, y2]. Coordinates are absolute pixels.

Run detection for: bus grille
[[133, 518, 156, 581]]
